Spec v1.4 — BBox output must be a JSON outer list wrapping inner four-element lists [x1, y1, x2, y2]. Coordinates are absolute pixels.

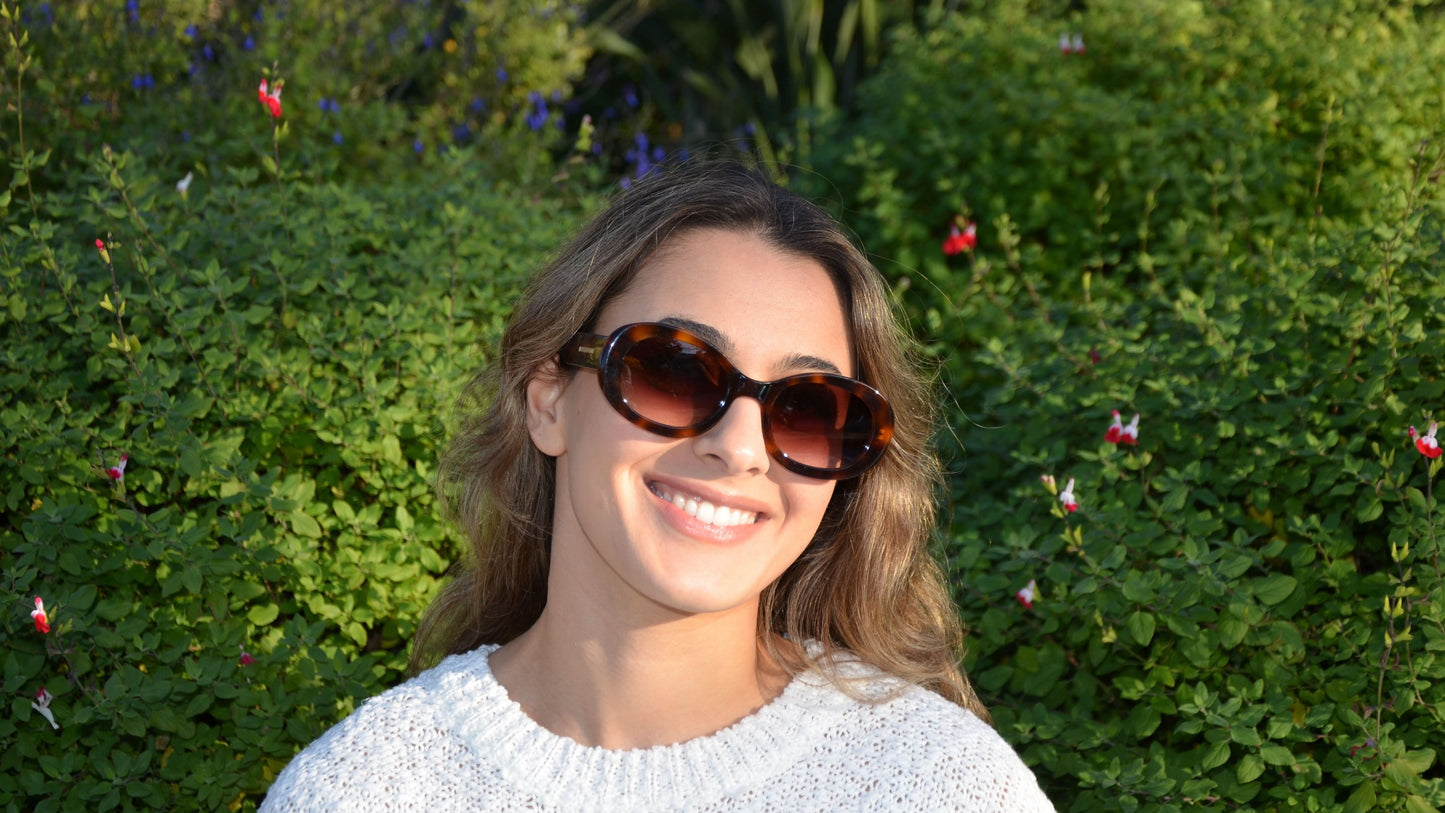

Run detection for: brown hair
[[411, 160, 988, 720]]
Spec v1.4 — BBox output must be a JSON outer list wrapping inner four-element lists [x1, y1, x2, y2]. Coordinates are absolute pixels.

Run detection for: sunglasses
[[561, 322, 894, 480]]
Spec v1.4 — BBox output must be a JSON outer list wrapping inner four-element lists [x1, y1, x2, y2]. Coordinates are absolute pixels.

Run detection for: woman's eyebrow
[[658, 315, 845, 376]]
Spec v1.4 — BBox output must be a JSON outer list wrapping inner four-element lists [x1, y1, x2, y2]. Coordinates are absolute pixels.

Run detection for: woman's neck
[[488, 602, 793, 750]]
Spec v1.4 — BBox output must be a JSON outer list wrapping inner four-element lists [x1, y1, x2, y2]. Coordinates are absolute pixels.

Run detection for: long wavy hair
[[411, 161, 988, 720]]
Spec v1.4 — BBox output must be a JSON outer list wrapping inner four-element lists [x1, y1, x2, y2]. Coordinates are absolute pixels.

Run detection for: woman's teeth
[[651, 484, 759, 528]]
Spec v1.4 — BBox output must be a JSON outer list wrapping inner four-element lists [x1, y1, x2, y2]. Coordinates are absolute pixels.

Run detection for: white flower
[[32, 688, 59, 730], [177, 171, 193, 195]]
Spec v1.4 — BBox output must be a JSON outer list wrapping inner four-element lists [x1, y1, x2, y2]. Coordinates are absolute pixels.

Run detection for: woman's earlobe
[[525, 359, 568, 456]]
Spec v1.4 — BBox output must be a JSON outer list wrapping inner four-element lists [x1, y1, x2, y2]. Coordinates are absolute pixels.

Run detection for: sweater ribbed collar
[[438, 644, 866, 812]]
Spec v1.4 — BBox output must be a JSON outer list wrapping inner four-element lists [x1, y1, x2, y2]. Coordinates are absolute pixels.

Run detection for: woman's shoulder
[[794, 655, 1057, 811], [258, 647, 498, 811]]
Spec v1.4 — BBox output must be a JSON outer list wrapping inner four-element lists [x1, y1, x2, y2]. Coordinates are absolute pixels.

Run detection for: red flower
[[1119, 413, 1139, 445], [95, 238, 110, 265], [258, 78, 283, 119], [1104, 411, 1124, 444], [1105, 411, 1139, 445], [1015, 578, 1037, 609], [31, 596, 50, 634], [106, 453, 128, 481], [1059, 478, 1079, 513], [1410, 422, 1442, 459], [1059, 33, 1085, 54], [239, 645, 256, 667], [942, 221, 976, 256]]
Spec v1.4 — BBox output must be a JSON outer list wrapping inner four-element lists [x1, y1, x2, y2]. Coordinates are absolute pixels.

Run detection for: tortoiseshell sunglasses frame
[[561, 322, 894, 480]]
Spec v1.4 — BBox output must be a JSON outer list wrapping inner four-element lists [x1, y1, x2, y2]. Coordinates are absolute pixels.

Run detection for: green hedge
[[803, 0, 1445, 809], [1, 126, 596, 807]]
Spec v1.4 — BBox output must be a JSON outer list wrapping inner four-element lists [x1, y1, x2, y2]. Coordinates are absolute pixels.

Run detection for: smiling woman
[[259, 161, 1056, 811]]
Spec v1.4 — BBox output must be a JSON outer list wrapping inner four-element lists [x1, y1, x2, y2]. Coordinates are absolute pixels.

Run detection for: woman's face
[[527, 228, 852, 624]]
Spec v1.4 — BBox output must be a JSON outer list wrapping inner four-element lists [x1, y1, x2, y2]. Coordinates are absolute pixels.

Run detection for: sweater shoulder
[[813, 676, 1056, 812], [258, 651, 485, 812]]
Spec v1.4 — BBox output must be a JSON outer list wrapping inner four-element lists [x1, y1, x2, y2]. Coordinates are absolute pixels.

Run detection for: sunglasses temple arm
[[561, 333, 607, 369]]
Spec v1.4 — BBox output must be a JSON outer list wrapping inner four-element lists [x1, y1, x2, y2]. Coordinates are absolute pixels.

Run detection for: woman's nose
[[691, 397, 770, 476]]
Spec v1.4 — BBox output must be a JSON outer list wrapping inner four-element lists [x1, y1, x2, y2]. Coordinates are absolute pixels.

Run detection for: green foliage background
[[4, 0, 1445, 810]]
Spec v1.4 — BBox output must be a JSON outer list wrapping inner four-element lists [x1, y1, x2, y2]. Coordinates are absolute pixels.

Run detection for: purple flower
[[525, 92, 550, 131], [243, 35, 255, 51], [332, 131, 343, 145], [470, 97, 485, 113], [28, 3, 54, 26], [203, 43, 214, 61], [623, 85, 638, 109], [413, 139, 425, 154], [126, 0, 139, 23], [185, 23, 197, 38], [496, 66, 508, 84]]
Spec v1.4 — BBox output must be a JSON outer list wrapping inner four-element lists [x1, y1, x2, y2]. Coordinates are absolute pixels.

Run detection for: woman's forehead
[[594, 229, 855, 378]]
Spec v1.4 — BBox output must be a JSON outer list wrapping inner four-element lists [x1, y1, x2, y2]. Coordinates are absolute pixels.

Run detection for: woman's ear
[[525, 358, 568, 457]]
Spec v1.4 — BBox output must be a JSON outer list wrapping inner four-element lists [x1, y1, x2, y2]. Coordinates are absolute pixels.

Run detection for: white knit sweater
[[260, 645, 1055, 812]]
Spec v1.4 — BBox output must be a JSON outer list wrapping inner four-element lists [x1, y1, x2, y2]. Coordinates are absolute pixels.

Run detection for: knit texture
[[261, 645, 1055, 812]]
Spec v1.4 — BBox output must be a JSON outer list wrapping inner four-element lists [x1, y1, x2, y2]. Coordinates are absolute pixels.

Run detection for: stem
[[100, 241, 146, 384], [5, 5, 77, 316], [101, 150, 222, 405], [272, 121, 291, 316], [1309, 95, 1334, 223], [1427, 466, 1445, 638]]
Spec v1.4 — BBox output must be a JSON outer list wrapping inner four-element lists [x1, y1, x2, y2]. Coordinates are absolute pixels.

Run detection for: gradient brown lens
[[617, 335, 728, 429]]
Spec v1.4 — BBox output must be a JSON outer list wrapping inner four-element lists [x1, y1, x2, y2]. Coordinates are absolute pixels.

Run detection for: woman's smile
[[647, 480, 763, 529]]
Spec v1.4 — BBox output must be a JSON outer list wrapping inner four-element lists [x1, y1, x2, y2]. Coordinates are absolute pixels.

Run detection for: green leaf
[[1219, 615, 1249, 647], [1202, 741, 1231, 771], [247, 604, 279, 626], [1344, 782, 1377, 813], [1254, 574, 1298, 606], [1260, 743, 1294, 766], [180, 565, 203, 594], [289, 510, 323, 539], [1127, 611, 1157, 646], [1230, 726, 1262, 747], [1399, 748, 1437, 774], [1236, 753, 1265, 783], [1356, 495, 1383, 522]]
